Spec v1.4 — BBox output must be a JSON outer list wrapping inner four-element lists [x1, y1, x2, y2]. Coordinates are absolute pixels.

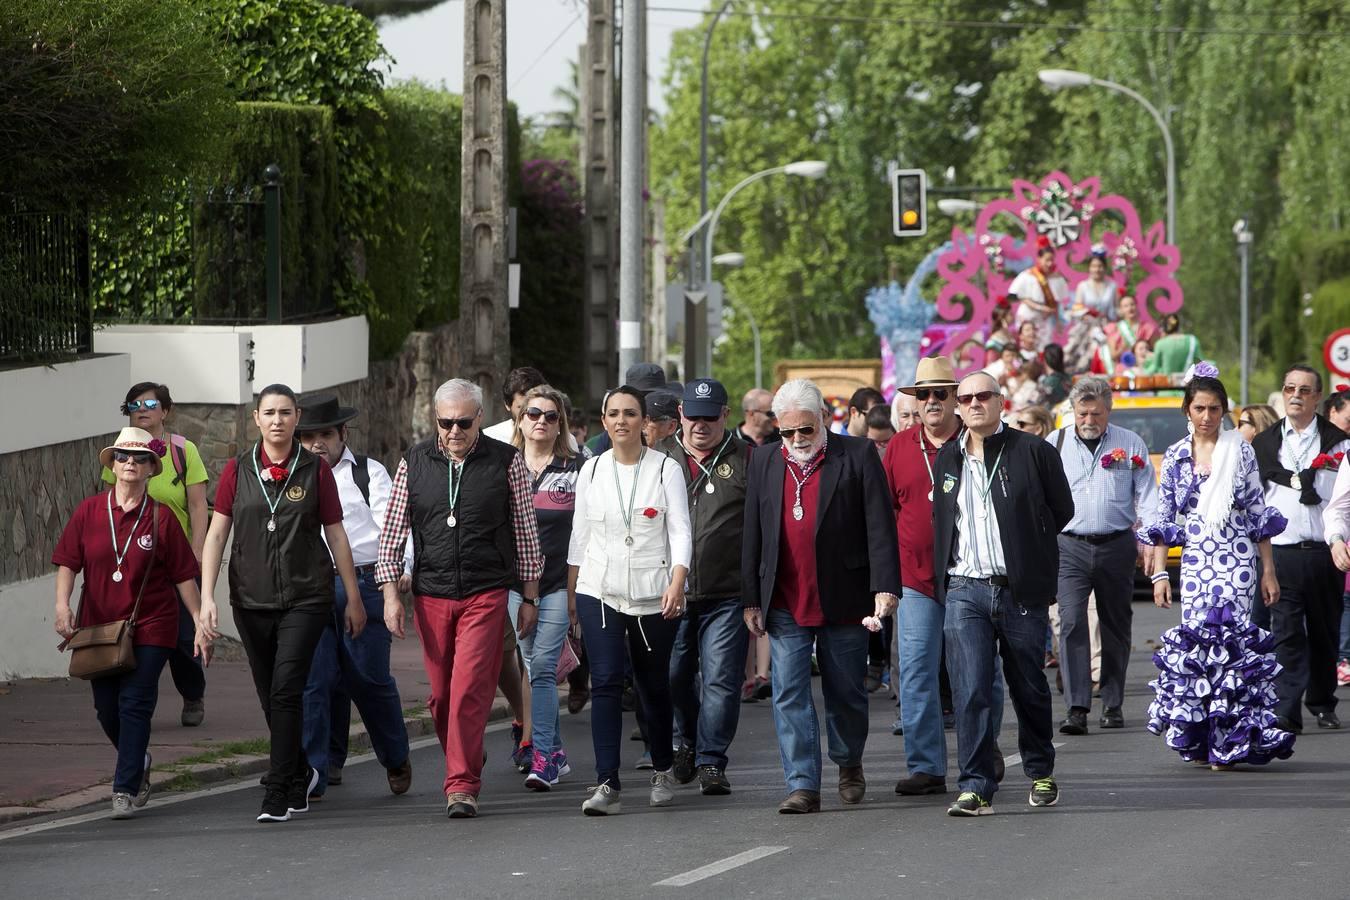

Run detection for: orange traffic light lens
[[902, 210, 919, 226]]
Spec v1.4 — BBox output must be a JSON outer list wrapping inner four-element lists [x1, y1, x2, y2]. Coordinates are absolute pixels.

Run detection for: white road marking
[[653, 846, 789, 887], [1002, 740, 1066, 769]]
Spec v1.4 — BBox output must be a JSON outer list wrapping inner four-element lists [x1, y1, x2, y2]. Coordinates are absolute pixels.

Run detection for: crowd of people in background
[[51, 336, 1350, 823]]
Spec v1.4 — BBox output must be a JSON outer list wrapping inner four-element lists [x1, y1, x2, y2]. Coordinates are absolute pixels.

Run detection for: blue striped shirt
[[1049, 423, 1158, 536]]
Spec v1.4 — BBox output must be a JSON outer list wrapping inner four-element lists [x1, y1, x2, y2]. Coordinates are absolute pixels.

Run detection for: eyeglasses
[[914, 388, 949, 402], [779, 425, 817, 439], [126, 399, 161, 412], [956, 390, 1001, 406], [112, 450, 154, 465], [1282, 385, 1316, 396], [686, 414, 721, 423], [1015, 419, 1034, 429], [1239, 418, 1255, 428], [437, 416, 477, 432], [523, 407, 560, 424], [749, 409, 777, 419]]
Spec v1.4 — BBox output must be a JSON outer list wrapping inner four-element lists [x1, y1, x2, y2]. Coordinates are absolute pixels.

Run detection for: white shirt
[[325, 446, 392, 567], [1325, 453, 1350, 544], [950, 428, 1008, 578], [1263, 419, 1350, 545]]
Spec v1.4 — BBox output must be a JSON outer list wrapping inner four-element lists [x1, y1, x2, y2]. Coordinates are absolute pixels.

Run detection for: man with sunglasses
[[933, 372, 1073, 817], [1256, 364, 1349, 731], [734, 388, 779, 447], [661, 379, 754, 796], [743, 379, 900, 814], [375, 379, 544, 819], [882, 357, 965, 797]]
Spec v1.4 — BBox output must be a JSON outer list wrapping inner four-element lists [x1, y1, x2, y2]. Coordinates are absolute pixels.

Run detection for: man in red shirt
[[743, 379, 900, 814]]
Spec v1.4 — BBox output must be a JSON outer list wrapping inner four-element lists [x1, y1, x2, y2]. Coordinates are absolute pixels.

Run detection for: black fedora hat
[[299, 394, 359, 432]]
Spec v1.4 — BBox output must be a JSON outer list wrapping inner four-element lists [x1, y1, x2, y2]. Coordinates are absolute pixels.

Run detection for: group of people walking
[[52, 352, 1347, 822]]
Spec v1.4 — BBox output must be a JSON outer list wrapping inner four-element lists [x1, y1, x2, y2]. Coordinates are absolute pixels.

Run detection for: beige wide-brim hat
[[100, 426, 164, 476], [898, 356, 959, 395]]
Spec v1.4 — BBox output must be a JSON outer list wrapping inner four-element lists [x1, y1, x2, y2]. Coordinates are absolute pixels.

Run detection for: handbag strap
[[127, 502, 159, 628]]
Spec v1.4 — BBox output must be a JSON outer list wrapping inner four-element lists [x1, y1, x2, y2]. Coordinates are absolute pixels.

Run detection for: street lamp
[[1234, 217, 1252, 405], [712, 251, 764, 389], [1038, 68, 1176, 246]]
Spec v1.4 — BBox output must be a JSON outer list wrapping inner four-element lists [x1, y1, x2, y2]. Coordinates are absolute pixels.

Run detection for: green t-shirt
[[102, 435, 209, 539]]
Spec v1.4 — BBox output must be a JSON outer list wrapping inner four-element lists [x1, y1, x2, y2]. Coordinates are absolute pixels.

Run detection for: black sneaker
[[257, 787, 291, 823], [697, 765, 731, 796], [672, 744, 696, 785], [1059, 708, 1089, 736], [1100, 707, 1124, 729], [288, 766, 319, 814], [947, 791, 993, 816], [1029, 777, 1059, 807], [1315, 711, 1341, 729]]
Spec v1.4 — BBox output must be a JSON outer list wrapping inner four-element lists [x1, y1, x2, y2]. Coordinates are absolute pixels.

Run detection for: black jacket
[[932, 426, 1074, 607], [742, 432, 900, 622], [661, 433, 751, 603], [1251, 415, 1346, 506]]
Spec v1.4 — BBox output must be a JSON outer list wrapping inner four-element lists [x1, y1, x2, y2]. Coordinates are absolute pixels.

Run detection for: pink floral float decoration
[[933, 171, 1182, 372]]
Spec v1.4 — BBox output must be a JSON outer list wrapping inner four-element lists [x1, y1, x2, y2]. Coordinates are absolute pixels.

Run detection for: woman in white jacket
[[569, 385, 692, 816]]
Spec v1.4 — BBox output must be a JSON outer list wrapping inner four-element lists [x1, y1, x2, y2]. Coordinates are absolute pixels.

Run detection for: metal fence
[[0, 210, 93, 362]]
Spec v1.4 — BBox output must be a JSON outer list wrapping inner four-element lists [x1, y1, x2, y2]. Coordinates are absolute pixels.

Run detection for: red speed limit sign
[[1326, 328, 1350, 378]]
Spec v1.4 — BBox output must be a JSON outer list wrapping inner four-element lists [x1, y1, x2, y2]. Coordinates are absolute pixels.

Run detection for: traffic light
[[892, 168, 927, 237]]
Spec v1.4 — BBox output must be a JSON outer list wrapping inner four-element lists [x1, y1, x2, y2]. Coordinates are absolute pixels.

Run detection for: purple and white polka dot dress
[[1137, 438, 1295, 765]]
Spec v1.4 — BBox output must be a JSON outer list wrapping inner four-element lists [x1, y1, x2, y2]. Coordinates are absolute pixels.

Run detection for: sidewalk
[[0, 628, 510, 824]]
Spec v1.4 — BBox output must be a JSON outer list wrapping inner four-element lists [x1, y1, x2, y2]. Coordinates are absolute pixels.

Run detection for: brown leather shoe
[[893, 772, 946, 795], [838, 765, 866, 805], [777, 789, 821, 814], [387, 759, 412, 795]]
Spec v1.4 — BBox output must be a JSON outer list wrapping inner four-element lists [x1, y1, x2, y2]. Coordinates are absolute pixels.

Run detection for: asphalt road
[[2, 603, 1346, 900]]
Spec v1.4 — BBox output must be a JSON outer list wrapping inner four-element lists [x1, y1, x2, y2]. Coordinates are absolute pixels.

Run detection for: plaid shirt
[[375, 438, 544, 587]]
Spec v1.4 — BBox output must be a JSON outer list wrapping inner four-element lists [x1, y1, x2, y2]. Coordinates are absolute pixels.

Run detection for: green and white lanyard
[[106, 490, 148, 583], [688, 433, 733, 497], [612, 449, 646, 546], [445, 456, 465, 528], [251, 442, 296, 533]]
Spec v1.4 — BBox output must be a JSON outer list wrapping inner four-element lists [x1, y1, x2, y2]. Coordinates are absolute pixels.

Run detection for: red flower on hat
[[642, 507, 659, 518], [1036, 235, 1052, 250], [148, 438, 167, 456]]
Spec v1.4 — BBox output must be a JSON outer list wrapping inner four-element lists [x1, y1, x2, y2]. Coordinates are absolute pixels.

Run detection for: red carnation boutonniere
[[1130, 454, 1146, 469], [642, 507, 660, 519], [1311, 452, 1344, 472], [1101, 449, 1146, 470], [148, 438, 167, 457], [263, 464, 290, 482]]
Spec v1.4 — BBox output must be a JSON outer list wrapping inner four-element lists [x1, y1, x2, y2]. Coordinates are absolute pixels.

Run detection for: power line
[[509, 10, 583, 91]]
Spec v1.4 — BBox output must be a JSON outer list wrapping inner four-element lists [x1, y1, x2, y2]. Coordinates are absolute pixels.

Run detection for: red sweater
[[881, 424, 951, 599], [770, 455, 826, 626]]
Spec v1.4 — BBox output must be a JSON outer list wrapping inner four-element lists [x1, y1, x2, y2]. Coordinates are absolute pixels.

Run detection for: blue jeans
[[167, 588, 205, 702], [944, 577, 1054, 800], [670, 597, 750, 768], [767, 607, 869, 794], [896, 588, 947, 777], [91, 644, 171, 794], [576, 594, 679, 790], [508, 588, 571, 757], [303, 572, 410, 794]]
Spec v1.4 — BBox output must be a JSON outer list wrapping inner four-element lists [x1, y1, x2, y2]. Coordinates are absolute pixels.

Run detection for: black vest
[[663, 433, 750, 602], [228, 443, 334, 610], [405, 436, 517, 599]]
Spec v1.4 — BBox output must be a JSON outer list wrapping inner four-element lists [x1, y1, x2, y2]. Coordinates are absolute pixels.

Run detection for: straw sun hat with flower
[[99, 427, 164, 477]]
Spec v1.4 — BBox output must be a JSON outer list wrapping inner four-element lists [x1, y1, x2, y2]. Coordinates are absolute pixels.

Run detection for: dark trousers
[[233, 605, 329, 791], [868, 613, 895, 669], [92, 645, 172, 794], [944, 577, 1055, 800], [167, 590, 205, 702], [303, 573, 410, 795], [1271, 545, 1343, 727], [1056, 532, 1137, 712], [576, 594, 679, 790], [670, 597, 750, 768]]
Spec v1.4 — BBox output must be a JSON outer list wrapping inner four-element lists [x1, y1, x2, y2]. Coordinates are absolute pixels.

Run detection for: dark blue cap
[[682, 378, 729, 417]]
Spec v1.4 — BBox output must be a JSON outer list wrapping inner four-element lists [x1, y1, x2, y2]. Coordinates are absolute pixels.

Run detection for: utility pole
[[459, 0, 509, 420], [1235, 217, 1252, 405], [617, 0, 645, 375], [581, 1, 617, 416]]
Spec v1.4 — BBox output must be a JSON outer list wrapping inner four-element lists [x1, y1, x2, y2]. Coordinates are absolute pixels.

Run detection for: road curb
[[0, 698, 511, 826]]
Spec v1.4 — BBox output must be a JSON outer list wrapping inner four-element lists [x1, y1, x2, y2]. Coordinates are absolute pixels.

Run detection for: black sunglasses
[[779, 425, 817, 439], [751, 409, 777, 419], [686, 414, 721, 423], [112, 450, 154, 464], [914, 388, 949, 402], [437, 416, 477, 432], [524, 407, 560, 424], [956, 390, 1001, 406]]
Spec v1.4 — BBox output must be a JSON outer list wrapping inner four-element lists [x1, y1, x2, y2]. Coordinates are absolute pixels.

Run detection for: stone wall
[[1, 432, 119, 584]]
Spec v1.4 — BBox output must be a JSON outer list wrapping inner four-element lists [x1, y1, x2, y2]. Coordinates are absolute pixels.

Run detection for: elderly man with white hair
[[376, 378, 543, 820], [1048, 376, 1157, 735], [742, 379, 900, 814]]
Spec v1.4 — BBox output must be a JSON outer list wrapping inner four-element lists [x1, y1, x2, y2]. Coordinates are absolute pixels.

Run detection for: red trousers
[[413, 589, 508, 796]]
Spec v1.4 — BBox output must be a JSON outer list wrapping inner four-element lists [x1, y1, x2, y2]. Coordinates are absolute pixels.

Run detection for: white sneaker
[[111, 792, 134, 820], [134, 752, 152, 808], [649, 769, 675, 807], [581, 782, 621, 816]]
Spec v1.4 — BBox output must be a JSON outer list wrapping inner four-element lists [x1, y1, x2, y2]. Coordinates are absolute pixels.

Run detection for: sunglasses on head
[[779, 425, 817, 439], [524, 407, 560, 424], [437, 416, 477, 433], [112, 450, 154, 465], [126, 399, 161, 412], [956, 390, 1001, 406], [914, 388, 949, 402]]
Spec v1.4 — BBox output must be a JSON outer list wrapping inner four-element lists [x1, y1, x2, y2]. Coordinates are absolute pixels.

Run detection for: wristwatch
[[521, 595, 540, 607]]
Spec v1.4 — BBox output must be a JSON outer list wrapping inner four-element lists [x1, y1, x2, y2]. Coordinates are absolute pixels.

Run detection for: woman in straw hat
[[52, 427, 215, 820]]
